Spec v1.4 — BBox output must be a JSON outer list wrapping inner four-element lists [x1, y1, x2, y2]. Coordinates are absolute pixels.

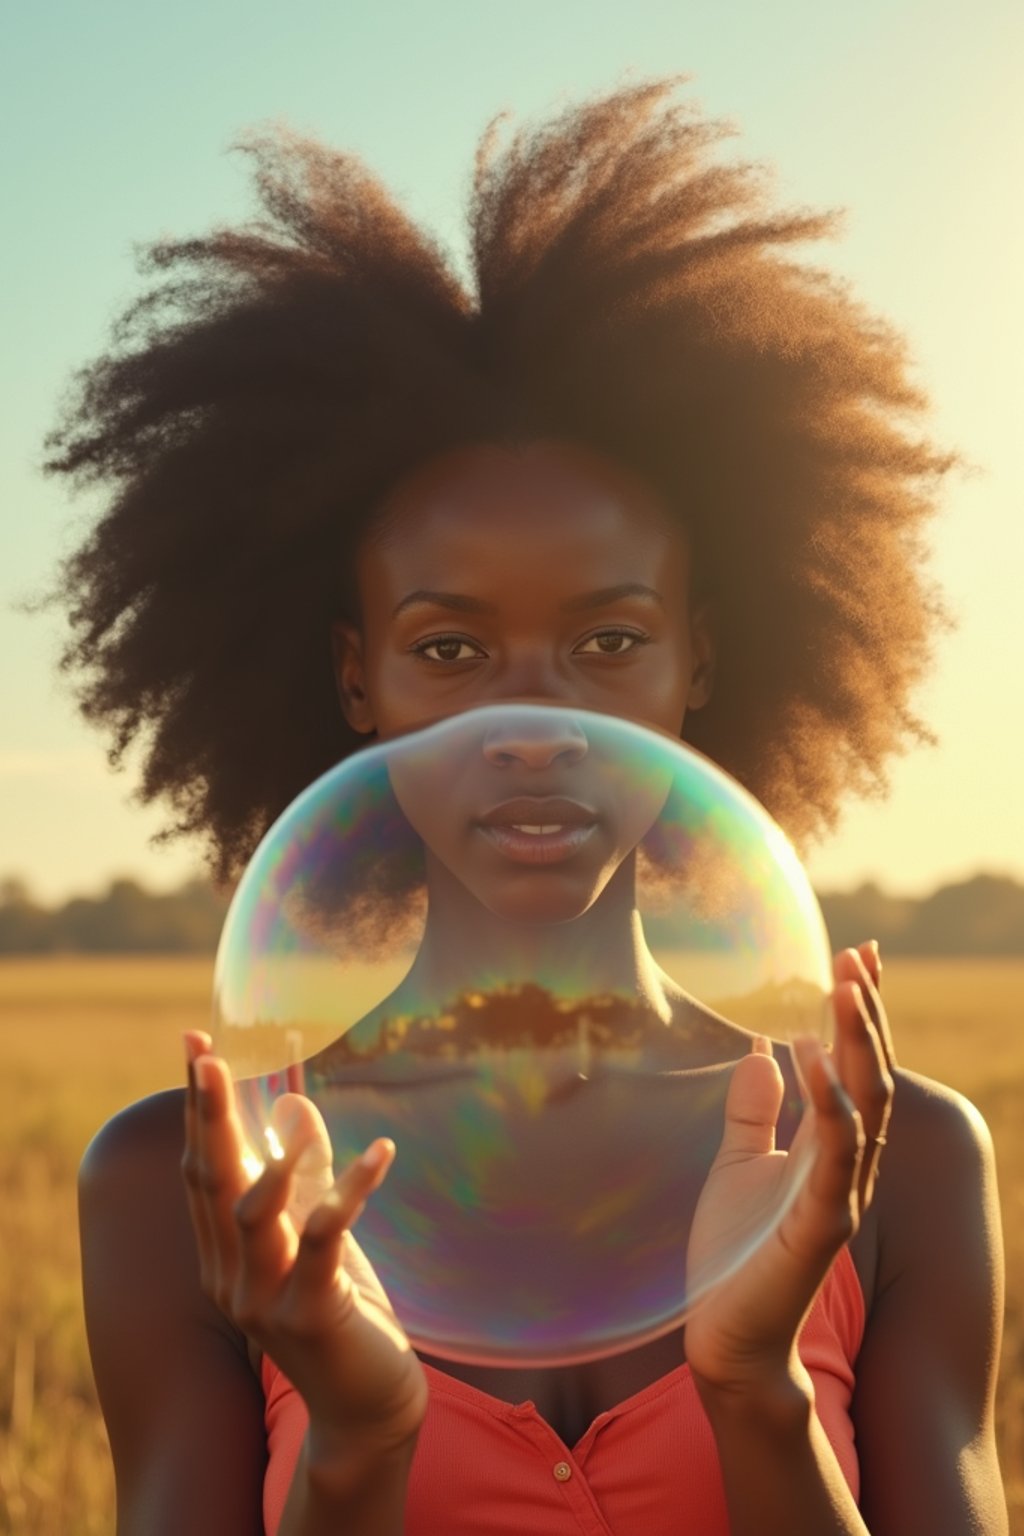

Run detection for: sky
[[2, 0, 1022, 903]]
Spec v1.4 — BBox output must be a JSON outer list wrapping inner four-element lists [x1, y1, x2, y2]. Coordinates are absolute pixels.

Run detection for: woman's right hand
[[181, 1032, 429, 1455]]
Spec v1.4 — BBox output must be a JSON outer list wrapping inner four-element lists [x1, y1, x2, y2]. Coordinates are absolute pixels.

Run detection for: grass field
[[0, 955, 1021, 1533]]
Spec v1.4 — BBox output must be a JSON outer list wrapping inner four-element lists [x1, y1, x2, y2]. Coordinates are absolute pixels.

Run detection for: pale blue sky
[[2, 0, 1021, 901]]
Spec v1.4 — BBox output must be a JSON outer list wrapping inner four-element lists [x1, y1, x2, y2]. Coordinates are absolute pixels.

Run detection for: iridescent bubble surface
[[213, 704, 833, 1366]]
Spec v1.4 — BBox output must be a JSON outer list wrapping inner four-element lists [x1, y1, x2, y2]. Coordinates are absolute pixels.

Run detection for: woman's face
[[333, 439, 715, 921]]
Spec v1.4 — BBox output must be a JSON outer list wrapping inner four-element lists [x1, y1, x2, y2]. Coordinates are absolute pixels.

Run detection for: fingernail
[[751, 1034, 773, 1057], [193, 1057, 216, 1091], [274, 1101, 305, 1144], [359, 1138, 393, 1171]]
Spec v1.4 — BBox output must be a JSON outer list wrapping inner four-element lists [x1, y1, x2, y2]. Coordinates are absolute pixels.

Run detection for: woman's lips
[[476, 821, 598, 864], [475, 798, 599, 865]]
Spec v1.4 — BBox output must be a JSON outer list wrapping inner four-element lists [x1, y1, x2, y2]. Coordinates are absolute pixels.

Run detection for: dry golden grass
[[0, 956, 1021, 1533], [0, 960, 206, 1536]]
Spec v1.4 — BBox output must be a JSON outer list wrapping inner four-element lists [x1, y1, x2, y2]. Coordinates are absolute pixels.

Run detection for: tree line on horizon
[[0, 871, 1022, 957]]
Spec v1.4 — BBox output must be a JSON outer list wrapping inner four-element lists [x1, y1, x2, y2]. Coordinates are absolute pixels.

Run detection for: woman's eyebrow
[[562, 583, 664, 612], [392, 590, 498, 618], [391, 582, 663, 620]]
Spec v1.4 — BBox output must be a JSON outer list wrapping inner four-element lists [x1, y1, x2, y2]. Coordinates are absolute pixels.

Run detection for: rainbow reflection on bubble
[[213, 704, 833, 1366]]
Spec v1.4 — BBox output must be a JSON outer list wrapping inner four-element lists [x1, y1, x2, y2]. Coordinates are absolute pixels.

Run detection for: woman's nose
[[481, 711, 589, 770]]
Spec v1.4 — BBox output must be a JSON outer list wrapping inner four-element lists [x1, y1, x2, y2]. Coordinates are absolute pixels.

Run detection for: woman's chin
[[474, 877, 603, 927]]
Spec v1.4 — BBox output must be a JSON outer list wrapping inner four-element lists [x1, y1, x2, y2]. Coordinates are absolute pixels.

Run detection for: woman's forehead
[[362, 439, 689, 587], [359, 439, 687, 611]]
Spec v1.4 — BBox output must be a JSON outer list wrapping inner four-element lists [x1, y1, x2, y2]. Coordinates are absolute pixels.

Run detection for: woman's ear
[[331, 621, 376, 735], [687, 599, 716, 711]]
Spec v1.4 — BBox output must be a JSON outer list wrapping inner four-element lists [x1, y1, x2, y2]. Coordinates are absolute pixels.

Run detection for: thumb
[[715, 1038, 784, 1161]]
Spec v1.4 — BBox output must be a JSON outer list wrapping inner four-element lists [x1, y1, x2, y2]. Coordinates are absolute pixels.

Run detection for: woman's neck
[[394, 853, 672, 1019]]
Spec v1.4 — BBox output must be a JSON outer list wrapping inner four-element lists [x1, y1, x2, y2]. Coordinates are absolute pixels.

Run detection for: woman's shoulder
[[80, 1088, 269, 1533], [883, 1065, 995, 1191], [847, 1064, 997, 1318], [847, 1081, 1006, 1530], [79, 1085, 253, 1378], [81, 1084, 264, 1361], [79, 1087, 218, 1341], [862, 1065, 1000, 1309], [81, 1085, 188, 1191]]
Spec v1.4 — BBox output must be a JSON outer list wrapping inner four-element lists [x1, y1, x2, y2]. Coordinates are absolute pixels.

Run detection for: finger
[[232, 1093, 346, 1331], [834, 945, 896, 1070], [231, 1138, 309, 1332], [859, 940, 897, 1069], [268, 1094, 336, 1230], [287, 1138, 395, 1311], [184, 1029, 213, 1060], [830, 980, 894, 1212], [785, 1038, 864, 1266], [833, 947, 881, 1026], [831, 978, 891, 1142], [859, 940, 881, 992], [181, 1033, 216, 1279], [714, 1038, 785, 1162], [854, 941, 896, 1067], [190, 1055, 254, 1309]]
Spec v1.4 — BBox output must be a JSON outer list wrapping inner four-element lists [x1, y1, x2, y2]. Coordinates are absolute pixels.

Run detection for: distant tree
[[0, 874, 229, 954], [817, 876, 1024, 956], [0, 872, 1021, 956], [904, 874, 1024, 956], [0, 879, 52, 952], [815, 882, 916, 955]]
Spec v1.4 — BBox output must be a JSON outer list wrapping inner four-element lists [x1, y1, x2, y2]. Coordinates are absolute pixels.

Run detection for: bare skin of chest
[[245, 1193, 878, 1449], [417, 1327, 690, 1447], [414, 1214, 878, 1448]]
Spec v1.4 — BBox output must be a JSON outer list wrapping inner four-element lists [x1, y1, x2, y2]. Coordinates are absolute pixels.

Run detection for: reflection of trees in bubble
[[311, 982, 743, 1080]]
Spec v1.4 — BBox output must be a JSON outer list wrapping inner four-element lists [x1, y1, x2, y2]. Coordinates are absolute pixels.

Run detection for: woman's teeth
[[511, 824, 564, 835]]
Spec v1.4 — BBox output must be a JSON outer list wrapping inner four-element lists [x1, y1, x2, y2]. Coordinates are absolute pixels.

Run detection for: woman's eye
[[575, 629, 647, 656], [413, 636, 486, 663]]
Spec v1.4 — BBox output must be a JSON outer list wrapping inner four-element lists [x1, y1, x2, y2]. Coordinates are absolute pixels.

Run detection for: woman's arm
[[81, 1079, 425, 1536], [181, 1041, 428, 1535], [690, 1029, 875, 1536], [79, 1089, 267, 1536], [852, 1071, 1006, 1535], [686, 943, 1007, 1535], [697, 1072, 1006, 1535]]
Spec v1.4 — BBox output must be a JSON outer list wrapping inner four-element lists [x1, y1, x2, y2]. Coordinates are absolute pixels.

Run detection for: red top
[[262, 1246, 865, 1535]]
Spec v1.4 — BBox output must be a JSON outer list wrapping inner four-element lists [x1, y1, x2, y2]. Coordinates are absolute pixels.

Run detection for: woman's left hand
[[684, 940, 895, 1398]]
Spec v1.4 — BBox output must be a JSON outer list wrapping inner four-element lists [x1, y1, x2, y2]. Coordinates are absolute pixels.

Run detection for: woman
[[54, 80, 1006, 1534]]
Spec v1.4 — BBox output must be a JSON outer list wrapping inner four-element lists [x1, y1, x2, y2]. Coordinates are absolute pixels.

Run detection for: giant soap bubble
[[213, 704, 833, 1366]]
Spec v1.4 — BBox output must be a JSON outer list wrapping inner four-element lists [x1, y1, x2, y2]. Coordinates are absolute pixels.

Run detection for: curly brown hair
[[43, 79, 953, 885]]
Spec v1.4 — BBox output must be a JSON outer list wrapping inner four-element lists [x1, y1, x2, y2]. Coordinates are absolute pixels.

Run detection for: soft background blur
[[1, 0, 1022, 903], [1, 2, 1022, 1533]]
